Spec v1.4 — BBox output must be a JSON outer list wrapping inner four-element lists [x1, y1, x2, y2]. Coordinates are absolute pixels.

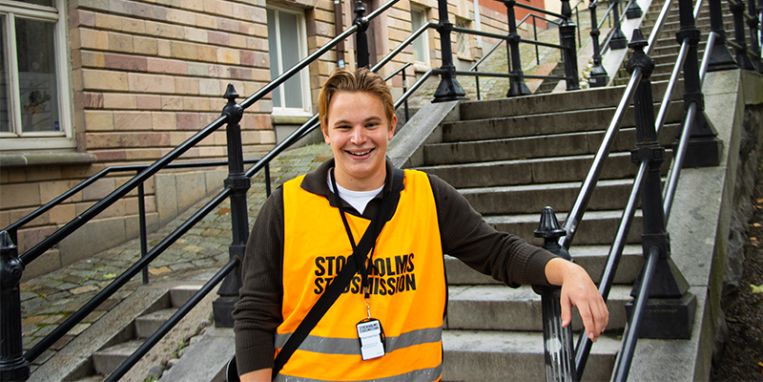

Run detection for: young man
[[233, 69, 608, 381]]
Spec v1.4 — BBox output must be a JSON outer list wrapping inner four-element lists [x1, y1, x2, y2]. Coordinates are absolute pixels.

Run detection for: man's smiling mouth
[[346, 148, 374, 157]]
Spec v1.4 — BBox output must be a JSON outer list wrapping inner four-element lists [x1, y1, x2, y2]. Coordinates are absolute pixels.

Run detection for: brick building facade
[[0, 0, 544, 277]]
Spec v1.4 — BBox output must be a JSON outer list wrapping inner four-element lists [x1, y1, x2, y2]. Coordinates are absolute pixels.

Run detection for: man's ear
[[321, 124, 331, 144], [387, 114, 397, 140]]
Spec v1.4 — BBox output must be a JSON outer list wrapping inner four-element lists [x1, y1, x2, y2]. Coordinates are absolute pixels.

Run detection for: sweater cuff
[[235, 328, 275, 375], [526, 248, 556, 286]]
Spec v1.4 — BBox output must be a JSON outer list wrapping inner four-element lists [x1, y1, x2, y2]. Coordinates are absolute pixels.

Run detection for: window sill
[[0, 151, 96, 168], [271, 113, 313, 125]]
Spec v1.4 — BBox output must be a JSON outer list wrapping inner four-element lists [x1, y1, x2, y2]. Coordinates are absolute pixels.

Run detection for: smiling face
[[322, 91, 397, 191]]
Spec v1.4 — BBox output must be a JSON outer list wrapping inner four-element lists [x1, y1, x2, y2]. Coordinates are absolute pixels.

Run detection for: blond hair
[[317, 68, 394, 129]]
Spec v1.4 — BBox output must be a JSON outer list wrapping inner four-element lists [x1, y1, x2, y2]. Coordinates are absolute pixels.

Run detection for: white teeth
[[348, 149, 371, 156]]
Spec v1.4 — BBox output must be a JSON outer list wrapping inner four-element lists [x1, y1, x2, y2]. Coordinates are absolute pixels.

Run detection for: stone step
[[461, 178, 646, 215], [442, 330, 620, 381], [459, 81, 679, 120], [446, 284, 632, 331], [485, 210, 643, 245], [419, 150, 671, 189], [92, 339, 143, 376], [441, 103, 684, 142], [445, 245, 644, 285], [135, 308, 176, 339], [423, 126, 677, 166]]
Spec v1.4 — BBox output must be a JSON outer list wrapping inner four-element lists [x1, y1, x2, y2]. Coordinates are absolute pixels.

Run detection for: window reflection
[[16, 18, 59, 133]]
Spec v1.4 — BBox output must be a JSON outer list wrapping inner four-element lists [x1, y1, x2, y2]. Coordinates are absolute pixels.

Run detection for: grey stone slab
[[442, 330, 619, 381], [135, 308, 176, 339], [388, 100, 460, 168], [92, 339, 142, 376], [158, 327, 234, 382], [446, 285, 631, 331]]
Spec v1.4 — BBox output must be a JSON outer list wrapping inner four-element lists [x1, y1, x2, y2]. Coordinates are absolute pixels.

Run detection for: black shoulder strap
[[272, 168, 404, 378]]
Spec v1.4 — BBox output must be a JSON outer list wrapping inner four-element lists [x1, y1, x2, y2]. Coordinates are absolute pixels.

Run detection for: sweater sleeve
[[428, 174, 555, 287], [233, 188, 284, 374]]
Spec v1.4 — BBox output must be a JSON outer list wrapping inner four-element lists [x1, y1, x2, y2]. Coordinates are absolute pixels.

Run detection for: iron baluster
[[433, 0, 466, 102], [560, 0, 580, 90], [354, 0, 370, 68], [678, 0, 722, 168], [748, 0, 763, 71], [212, 84, 251, 327], [0, 231, 29, 381], [707, 0, 738, 70], [625, 0, 643, 19], [402, 68, 410, 121], [589, 1, 609, 87], [534, 208, 577, 382], [138, 180, 149, 285], [614, 30, 695, 381], [610, 0, 628, 49], [730, 0, 756, 69], [504, 0, 531, 96], [534, 16, 540, 65], [265, 162, 272, 197]]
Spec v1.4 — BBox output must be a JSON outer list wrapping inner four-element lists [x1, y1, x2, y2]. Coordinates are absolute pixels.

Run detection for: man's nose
[[350, 126, 366, 144]]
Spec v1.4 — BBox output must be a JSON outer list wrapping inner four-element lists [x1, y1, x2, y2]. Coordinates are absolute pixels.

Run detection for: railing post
[[678, 0, 722, 168], [624, 29, 696, 342], [560, 0, 580, 91], [588, 1, 609, 87], [353, 0, 370, 68], [610, 0, 628, 49], [534, 208, 577, 382], [730, 0, 756, 69], [212, 85, 250, 327], [504, 0, 531, 97], [706, 0, 738, 71], [625, 0, 643, 19], [0, 231, 29, 381], [433, 0, 466, 102], [748, 0, 763, 72]]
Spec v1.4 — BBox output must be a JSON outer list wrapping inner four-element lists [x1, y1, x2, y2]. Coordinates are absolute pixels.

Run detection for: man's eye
[[366, 122, 380, 129]]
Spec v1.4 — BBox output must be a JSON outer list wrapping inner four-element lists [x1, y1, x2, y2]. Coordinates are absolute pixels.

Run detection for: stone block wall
[[0, 0, 520, 277]]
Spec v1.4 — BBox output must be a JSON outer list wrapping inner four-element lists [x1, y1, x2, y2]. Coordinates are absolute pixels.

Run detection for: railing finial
[[224, 83, 240, 104]]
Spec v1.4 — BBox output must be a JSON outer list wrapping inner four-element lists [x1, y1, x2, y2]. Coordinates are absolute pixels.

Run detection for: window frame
[[267, 6, 312, 118], [410, 6, 430, 67], [0, 0, 73, 151]]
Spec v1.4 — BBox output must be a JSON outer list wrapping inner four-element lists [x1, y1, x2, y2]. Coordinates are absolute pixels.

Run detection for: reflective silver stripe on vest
[[274, 364, 442, 382], [275, 327, 442, 355]]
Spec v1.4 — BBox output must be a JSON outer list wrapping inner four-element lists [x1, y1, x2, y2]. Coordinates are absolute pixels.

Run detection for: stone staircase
[[411, 81, 686, 380], [613, 0, 736, 85], [67, 285, 202, 381]]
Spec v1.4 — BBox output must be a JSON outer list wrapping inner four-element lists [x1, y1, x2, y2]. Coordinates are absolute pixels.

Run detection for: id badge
[[356, 318, 385, 360]]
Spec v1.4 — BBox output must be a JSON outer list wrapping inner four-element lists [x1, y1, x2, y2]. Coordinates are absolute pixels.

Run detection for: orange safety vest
[[277, 169, 446, 381]]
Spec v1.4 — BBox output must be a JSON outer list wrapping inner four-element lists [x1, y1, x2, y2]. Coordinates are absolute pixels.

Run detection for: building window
[[455, 17, 472, 60], [410, 7, 429, 66], [0, 0, 72, 151], [267, 7, 311, 115]]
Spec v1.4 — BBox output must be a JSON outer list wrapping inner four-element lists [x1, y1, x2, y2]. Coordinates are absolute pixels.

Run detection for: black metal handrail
[[559, 0, 674, 375], [567, 0, 726, 377], [3, 159, 268, 241]]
